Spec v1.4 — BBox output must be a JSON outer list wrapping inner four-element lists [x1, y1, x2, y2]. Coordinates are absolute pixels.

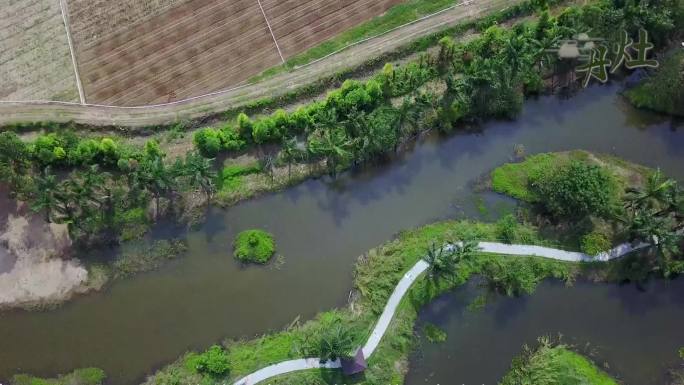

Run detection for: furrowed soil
[[0, 0, 79, 101], [73, 0, 282, 106], [262, 0, 404, 56]]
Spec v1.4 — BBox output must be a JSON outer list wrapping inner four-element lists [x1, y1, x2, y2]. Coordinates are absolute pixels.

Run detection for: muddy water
[[0, 85, 682, 384], [406, 278, 684, 385]]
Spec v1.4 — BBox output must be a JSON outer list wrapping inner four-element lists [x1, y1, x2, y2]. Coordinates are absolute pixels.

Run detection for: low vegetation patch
[[12, 368, 106, 385], [111, 239, 188, 279], [501, 338, 617, 385], [233, 229, 276, 263], [423, 322, 447, 343]]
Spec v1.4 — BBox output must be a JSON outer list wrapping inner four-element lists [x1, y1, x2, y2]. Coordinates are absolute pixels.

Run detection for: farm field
[[68, 0, 406, 106], [0, 0, 79, 102], [262, 0, 404, 60]]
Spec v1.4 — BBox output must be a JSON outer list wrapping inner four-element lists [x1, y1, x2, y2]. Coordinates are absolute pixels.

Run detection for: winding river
[[0, 84, 682, 384]]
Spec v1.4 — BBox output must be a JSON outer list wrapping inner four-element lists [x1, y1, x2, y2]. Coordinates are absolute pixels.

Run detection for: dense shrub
[[194, 126, 247, 157], [531, 161, 619, 219], [193, 128, 222, 157], [233, 229, 276, 263], [581, 231, 612, 256], [495, 214, 537, 244], [185, 345, 230, 377]]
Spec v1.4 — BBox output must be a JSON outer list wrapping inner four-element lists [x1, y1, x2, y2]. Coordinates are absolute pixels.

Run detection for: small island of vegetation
[[501, 338, 617, 385], [233, 229, 276, 264]]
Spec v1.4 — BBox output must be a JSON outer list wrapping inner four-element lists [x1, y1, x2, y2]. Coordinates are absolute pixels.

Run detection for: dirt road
[[0, 0, 520, 128]]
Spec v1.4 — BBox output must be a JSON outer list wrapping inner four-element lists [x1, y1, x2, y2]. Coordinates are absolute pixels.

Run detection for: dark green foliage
[[531, 161, 619, 219], [233, 229, 276, 263], [625, 51, 684, 117]]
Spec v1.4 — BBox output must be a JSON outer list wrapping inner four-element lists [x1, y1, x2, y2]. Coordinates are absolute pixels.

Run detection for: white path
[[232, 240, 650, 385]]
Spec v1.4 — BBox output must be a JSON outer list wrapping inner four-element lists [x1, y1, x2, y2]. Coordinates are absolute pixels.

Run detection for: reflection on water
[[0, 85, 682, 384], [407, 278, 684, 385]]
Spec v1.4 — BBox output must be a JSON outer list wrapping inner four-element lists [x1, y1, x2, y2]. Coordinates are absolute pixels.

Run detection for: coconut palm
[[307, 127, 353, 178], [451, 239, 480, 263], [624, 169, 678, 215], [424, 242, 458, 283], [318, 322, 356, 362], [30, 167, 59, 222], [280, 136, 298, 178], [184, 152, 216, 200], [137, 155, 174, 217]]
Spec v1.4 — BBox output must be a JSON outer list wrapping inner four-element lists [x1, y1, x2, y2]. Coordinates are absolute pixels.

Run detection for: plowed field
[[69, 0, 404, 106], [0, 0, 78, 101]]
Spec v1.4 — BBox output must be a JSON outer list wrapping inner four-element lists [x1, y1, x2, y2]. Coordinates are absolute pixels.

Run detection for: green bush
[[193, 128, 222, 158], [233, 229, 276, 263], [186, 345, 230, 377], [531, 160, 619, 219], [581, 231, 612, 256]]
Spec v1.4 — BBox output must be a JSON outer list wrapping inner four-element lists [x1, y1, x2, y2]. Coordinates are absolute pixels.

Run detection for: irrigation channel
[[0, 84, 683, 384]]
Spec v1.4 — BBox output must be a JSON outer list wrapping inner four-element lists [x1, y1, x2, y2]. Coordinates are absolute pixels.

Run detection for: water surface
[[407, 278, 684, 385]]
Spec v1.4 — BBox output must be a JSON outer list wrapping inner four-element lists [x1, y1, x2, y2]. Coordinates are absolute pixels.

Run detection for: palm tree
[[624, 169, 678, 215], [280, 136, 298, 179], [184, 152, 217, 200], [30, 167, 59, 222], [451, 239, 480, 263], [307, 127, 353, 178], [423, 242, 458, 284], [318, 322, 356, 362], [138, 155, 174, 218]]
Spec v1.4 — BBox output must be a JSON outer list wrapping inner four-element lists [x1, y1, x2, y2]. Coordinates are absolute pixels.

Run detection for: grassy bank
[[491, 150, 651, 203], [624, 50, 684, 117], [491, 150, 683, 278], [12, 368, 105, 385], [140, 219, 576, 385], [501, 338, 617, 385]]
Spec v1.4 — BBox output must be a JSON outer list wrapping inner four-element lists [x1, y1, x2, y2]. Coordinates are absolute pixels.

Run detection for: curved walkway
[[0, 0, 518, 127], [232, 240, 650, 385]]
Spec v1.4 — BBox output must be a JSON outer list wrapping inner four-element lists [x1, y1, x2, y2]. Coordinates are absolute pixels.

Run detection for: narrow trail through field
[[58, 0, 85, 104], [232, 240, 650, 385], [0, 0, 518, 127]]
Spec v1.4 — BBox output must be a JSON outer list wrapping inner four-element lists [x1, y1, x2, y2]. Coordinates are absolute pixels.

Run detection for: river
[[0, 84, 682, 384]]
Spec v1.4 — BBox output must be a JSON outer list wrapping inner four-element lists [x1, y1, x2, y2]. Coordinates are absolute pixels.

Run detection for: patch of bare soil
[[0, 186, 89, 310]]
